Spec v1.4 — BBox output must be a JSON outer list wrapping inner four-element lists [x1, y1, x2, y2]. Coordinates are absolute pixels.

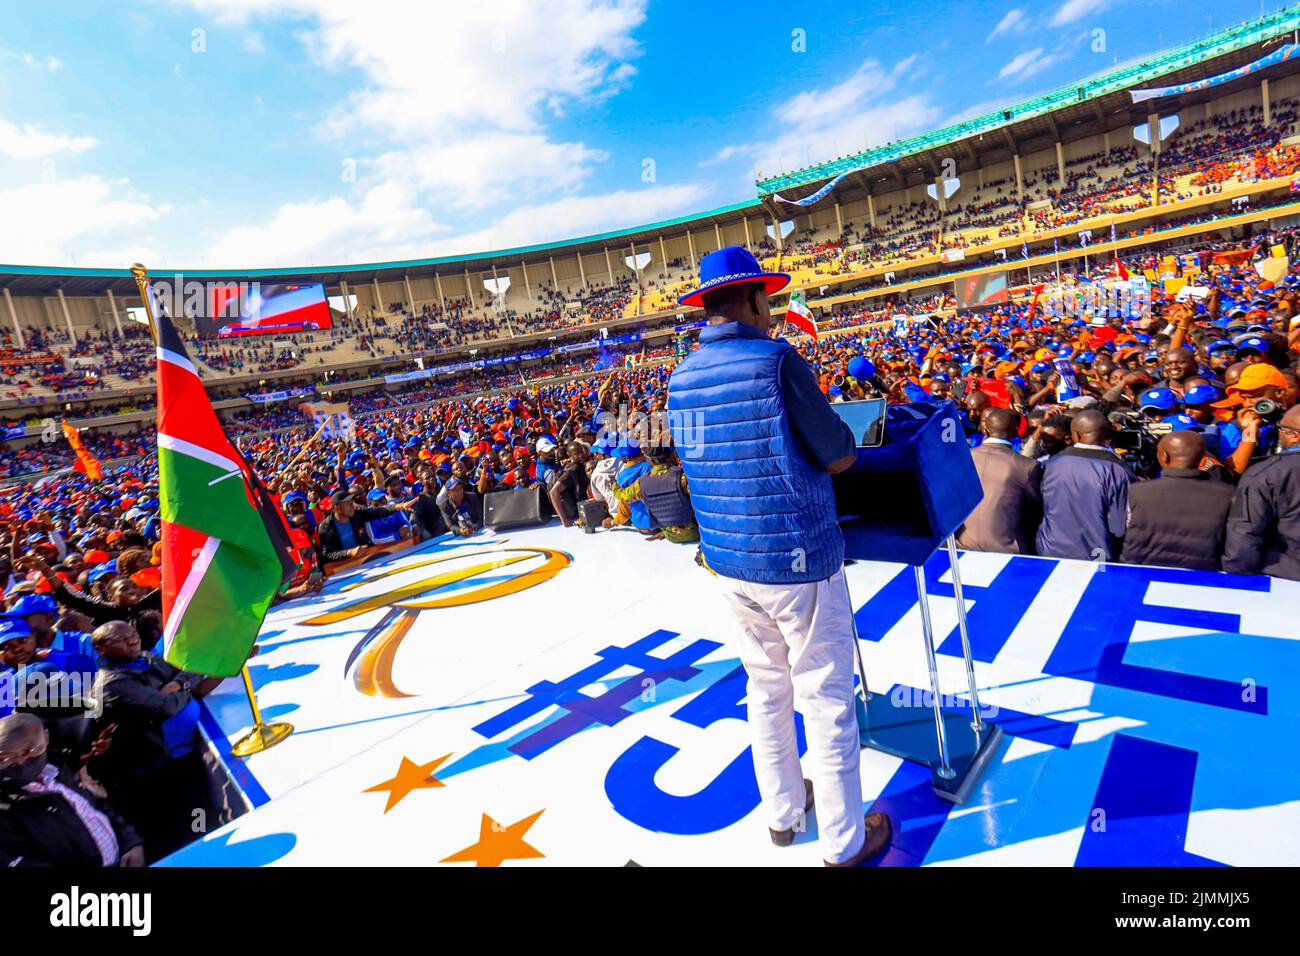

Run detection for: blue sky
[[0, 0, 1282, 269]]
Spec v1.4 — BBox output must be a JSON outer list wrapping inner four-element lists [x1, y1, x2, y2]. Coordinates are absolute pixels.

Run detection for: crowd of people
[[5, 90, 1300, 863]]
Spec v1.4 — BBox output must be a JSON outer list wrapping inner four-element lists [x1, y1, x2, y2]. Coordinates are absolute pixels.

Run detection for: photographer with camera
[[1216, 365, 1290, 476], [1223, 404, 1300, 581]]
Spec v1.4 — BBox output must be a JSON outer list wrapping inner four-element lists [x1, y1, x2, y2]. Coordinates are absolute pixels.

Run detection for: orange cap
[[1227, 364, 1288, 393]]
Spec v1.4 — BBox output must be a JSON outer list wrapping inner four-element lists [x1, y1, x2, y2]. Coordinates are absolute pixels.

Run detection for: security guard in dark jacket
[[1224, 405, 1300, 581], [1121, 432, 1234, 571]]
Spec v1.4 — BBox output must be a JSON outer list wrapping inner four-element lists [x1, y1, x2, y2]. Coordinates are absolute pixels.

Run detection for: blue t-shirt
[[365, 512, 409, 544], [52, 629, 96, 662], [1219, 421, 1276, 458], [336, 520, 358, 549]]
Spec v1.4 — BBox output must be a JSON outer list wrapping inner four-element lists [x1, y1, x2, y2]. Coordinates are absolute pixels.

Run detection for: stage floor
[[160, 523, 1300, 867]]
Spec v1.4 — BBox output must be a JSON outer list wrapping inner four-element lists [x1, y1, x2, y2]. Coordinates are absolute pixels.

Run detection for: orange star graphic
[[363, 754, 452, 813], [440, 810, 546, 867]]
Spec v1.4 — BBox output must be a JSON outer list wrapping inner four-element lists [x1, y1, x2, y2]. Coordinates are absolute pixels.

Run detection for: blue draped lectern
[[834, 400, 1003, 804]]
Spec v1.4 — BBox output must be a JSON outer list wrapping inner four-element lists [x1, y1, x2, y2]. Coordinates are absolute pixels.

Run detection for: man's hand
[[79, 723, 116, 763], [120, 846, 146, 867], [347, 546, 365, 558], [826, 452, 857, 475], [159, 681, 184, 695], [1238, 407, 1262, 445]]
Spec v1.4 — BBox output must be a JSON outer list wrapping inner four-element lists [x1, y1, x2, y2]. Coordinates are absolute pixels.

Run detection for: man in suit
[[956, 407, 1043, 555], [1121, 431, 1234, 571], [1036, 410, 1133, 561]]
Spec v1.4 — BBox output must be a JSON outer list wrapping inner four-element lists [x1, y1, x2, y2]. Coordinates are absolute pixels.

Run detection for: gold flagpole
[[129, 262, 159, 346], [231, 667, 293, 756], [130, 262, 292, 757]]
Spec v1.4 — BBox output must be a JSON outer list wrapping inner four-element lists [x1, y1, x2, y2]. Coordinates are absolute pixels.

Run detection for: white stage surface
[[159, 523, 1300, 867]]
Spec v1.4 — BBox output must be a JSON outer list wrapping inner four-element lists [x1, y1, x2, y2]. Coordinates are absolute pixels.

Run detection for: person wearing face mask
[[0, 712, 145, 867]]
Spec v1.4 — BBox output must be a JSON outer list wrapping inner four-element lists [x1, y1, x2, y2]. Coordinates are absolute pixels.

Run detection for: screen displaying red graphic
[[208, 283, 333, 338], [954, 273, 1010, 309]]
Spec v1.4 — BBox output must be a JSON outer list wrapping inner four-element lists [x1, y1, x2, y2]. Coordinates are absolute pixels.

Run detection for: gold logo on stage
[[304, 547, 572, 699]]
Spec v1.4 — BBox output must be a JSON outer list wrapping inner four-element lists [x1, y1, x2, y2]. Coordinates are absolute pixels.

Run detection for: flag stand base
[[231, 721, 294, 756]]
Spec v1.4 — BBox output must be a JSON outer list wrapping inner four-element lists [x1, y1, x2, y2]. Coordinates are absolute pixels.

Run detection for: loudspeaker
[[484, 485, 552, 530], [579, 498, 609, 533]]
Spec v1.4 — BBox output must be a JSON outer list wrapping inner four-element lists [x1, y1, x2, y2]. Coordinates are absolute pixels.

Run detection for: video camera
[[1108, 410, 1170, 479], [1252, 398, 1287, 426]]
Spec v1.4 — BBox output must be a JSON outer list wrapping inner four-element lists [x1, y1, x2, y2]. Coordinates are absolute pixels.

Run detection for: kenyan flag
[[149, 287, 296, 676], [786, 289, 818, 341]]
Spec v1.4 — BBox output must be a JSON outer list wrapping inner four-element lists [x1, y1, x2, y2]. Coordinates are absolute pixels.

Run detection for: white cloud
[[0, 116, 97, 160], [200, 180, 449, 267], [162, 0, 658, 263], [996, 47, 1068, 83], [1050, 0, 1109, 27], [0, 176, 164, 266], [423, 184, 708, 257], [180, 0, 647, 140], [0, 50, 63, 71], [372, 133, 608, 211], [752, 56, 935, 180], [987, 8, 1030, 42], [699, 143, 753, 167]]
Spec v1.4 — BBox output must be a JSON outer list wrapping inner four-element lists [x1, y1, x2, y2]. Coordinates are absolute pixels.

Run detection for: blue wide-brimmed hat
[[677, 245, 790, 308]]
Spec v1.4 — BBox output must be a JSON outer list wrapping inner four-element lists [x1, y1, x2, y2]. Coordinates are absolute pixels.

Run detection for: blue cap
[[87, 566, 118, 585], [1206, 339, 1236, 354], [366, 488, 387, 502], [1236, 335, 1269, 354], [1031, 361, 1051, 374], [5, 594, 57, 618], [1165, 414, 1203, 432], [1138, 387, 1178, 411], [1182, 384, 1221, 406], [0, 618, 32, 643]]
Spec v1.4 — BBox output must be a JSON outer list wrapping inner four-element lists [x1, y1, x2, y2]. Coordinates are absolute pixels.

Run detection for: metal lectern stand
[[848, 544, 1002, 805]]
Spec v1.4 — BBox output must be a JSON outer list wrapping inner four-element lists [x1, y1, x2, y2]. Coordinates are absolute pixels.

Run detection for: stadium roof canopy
[[0, 199, 762, 296], [756, 6, 1300, 197]]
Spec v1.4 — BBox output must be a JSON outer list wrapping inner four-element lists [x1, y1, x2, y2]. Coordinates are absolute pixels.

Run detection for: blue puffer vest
[[667, 321, 843, 584]]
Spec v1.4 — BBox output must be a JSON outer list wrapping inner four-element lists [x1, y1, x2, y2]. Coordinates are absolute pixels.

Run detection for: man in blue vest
[[667, 246, 893, 866]]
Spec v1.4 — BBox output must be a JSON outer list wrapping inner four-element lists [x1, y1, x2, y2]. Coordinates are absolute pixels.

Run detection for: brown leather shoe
[[824, 812, 894, 866], [769, 779, 815, 847]]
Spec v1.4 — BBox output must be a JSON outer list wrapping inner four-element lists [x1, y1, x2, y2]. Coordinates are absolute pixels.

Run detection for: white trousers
[[718, 568, 865, 863]]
